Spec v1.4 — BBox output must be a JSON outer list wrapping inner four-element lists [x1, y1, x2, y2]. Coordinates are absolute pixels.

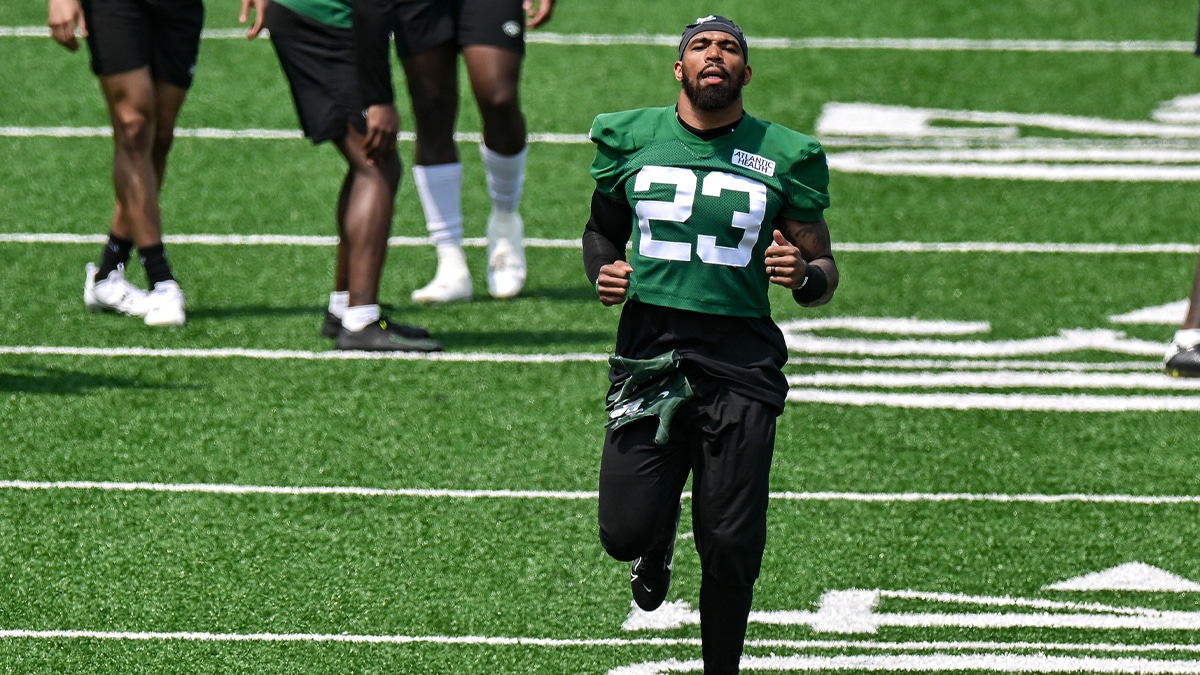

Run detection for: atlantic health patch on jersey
[[731, 149, 775, 177]]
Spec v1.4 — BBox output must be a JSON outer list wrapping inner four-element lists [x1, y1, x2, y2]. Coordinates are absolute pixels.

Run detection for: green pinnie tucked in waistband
[[605, 350, 694, 445]]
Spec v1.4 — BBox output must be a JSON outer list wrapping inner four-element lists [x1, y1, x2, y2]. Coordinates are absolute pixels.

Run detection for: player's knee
[[110, 108, 155, 155], [475, 84, 520, 118], [598, 522, 656, 562]]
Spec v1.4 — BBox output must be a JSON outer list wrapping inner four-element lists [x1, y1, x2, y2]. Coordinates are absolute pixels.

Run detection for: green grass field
[[3, 1, 1200, 673]]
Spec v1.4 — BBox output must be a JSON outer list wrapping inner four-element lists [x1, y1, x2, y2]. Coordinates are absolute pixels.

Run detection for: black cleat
[[1165, 340, 1200, 378], [630, 553, 673, 612], [630, 503, 681, 612], [324, 312, 431, 340], [321, 311, 341, 339], [335, 317, 443, 352]]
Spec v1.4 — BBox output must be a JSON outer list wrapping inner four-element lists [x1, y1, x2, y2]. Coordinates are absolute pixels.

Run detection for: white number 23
[[633, 165, 766, 267]]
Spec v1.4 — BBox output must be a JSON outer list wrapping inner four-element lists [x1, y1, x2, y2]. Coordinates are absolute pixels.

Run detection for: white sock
[[342, 304, 381, 332], [480, 144, 526, 213], [435, 244, 469, 277], [1174, 328, 1200, 347], [328, 291, 349, 319], [413, 163, 464, 246]]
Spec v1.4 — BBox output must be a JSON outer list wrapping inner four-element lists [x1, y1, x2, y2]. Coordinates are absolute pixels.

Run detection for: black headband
[[678, 15, 748, 62]]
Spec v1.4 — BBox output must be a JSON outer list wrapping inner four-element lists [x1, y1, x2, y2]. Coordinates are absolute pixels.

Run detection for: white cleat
[[84, 263, 149, 317], [411, 268, 473, 305], [486, 210, 526, 299], [143, 280, 186, 326]]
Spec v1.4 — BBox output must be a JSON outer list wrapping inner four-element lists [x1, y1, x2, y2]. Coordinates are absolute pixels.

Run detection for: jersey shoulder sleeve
[[589, 107, 674, 197], [758, 119, 831, 222]]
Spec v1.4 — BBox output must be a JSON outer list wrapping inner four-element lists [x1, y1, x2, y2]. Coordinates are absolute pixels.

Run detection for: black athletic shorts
[[391, 0, 526, 58], [265, 3, 366, 144], [79, 0, 204, 88], [598, 384, 778, 588]]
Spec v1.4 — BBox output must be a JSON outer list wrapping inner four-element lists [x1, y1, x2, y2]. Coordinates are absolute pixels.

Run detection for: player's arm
[[583, 189, 633, 306], [48, 0, 85, 51], [766, 216, 838, 307], [239, 0, 268, 38], [524, 0, 554, 29]]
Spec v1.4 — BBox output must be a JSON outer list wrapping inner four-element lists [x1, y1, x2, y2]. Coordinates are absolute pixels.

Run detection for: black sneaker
[[335, 317, 443, 352], [321, 311, 341, 339], [1165, 340, 1200, 378], [630, 502, 681, 612], [324, 311, 431, 340]]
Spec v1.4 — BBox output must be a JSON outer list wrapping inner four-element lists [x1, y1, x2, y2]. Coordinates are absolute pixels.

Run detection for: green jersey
[[275, 0, 351, 28], [590, 105, 830, 318]]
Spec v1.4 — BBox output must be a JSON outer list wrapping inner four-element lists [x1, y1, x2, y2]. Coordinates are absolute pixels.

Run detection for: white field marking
[[0, 233, 580, 248], [830, 157, 1200, 181], [795, 357, 1161, 371], [1045, 563, 1200, 593], [781, 328, 1166, 358], [1, 233, 1196, 255], [0, 480, 597, 499], [0, 26, 1178, 53], [7, 629, 1200, 659], [1111, 300, 1191, 325], [770, 492, 1200, 504], [0, 125, 587, 145], [7, 480, 1200, 505], [1, 26, 1192, 51], [818, 103, 1200, 140], [787, 390, 1200, 412], [612, 653, 1200, 675], [817, 102, 1200, 181], [831, 242, 1199, 254], [627, 588, 1200, 634], [784, 317, 989, 335], [0, 345, 607, 362], [786, 371, 1200, 390]]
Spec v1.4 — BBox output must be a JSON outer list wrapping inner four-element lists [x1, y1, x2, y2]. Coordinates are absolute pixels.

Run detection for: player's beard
[[682, 68, 744, 111]]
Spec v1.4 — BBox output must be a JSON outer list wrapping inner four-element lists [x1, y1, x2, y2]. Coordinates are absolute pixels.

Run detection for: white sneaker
[[143, 280, 186, 326], [84, 263, 149, 317], [486, 210, 526, 299], [411, 266, 473, 305]]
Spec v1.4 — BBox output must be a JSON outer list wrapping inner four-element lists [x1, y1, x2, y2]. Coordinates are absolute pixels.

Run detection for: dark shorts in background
[[391, 0, 526, 58], [265, 2, 365, 144], [80, 0, 204, 88]]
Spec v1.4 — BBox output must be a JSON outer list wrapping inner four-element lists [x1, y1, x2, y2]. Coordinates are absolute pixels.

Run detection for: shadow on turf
[[185, 305, 318, 320], [0, 365, 189, 394]]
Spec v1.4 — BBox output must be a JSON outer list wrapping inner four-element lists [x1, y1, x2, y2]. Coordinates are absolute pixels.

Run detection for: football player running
[[583, 15, 839, 674]]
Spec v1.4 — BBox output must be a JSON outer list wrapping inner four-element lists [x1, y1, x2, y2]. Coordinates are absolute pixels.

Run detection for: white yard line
[[1, 26, 1191, 52], [3, 480, 1200, 504], [0, 232, 1194, 254]]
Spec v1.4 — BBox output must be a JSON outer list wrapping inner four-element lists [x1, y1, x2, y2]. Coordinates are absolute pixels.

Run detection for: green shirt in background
[[275, 0, 352, 28]]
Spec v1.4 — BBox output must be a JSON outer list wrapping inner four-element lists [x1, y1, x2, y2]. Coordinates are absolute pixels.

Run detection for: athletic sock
[[434, 243, 469, 273], [137, 244, 176, 288], [342, 304, 381, 332], [96, 233, 134, 280], [328, 291, 350, 320], [1175, 328, 1200, 347], [413, 163, 465, 246], [480, 144, 527, 213], [699, 571, 754, 675]]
